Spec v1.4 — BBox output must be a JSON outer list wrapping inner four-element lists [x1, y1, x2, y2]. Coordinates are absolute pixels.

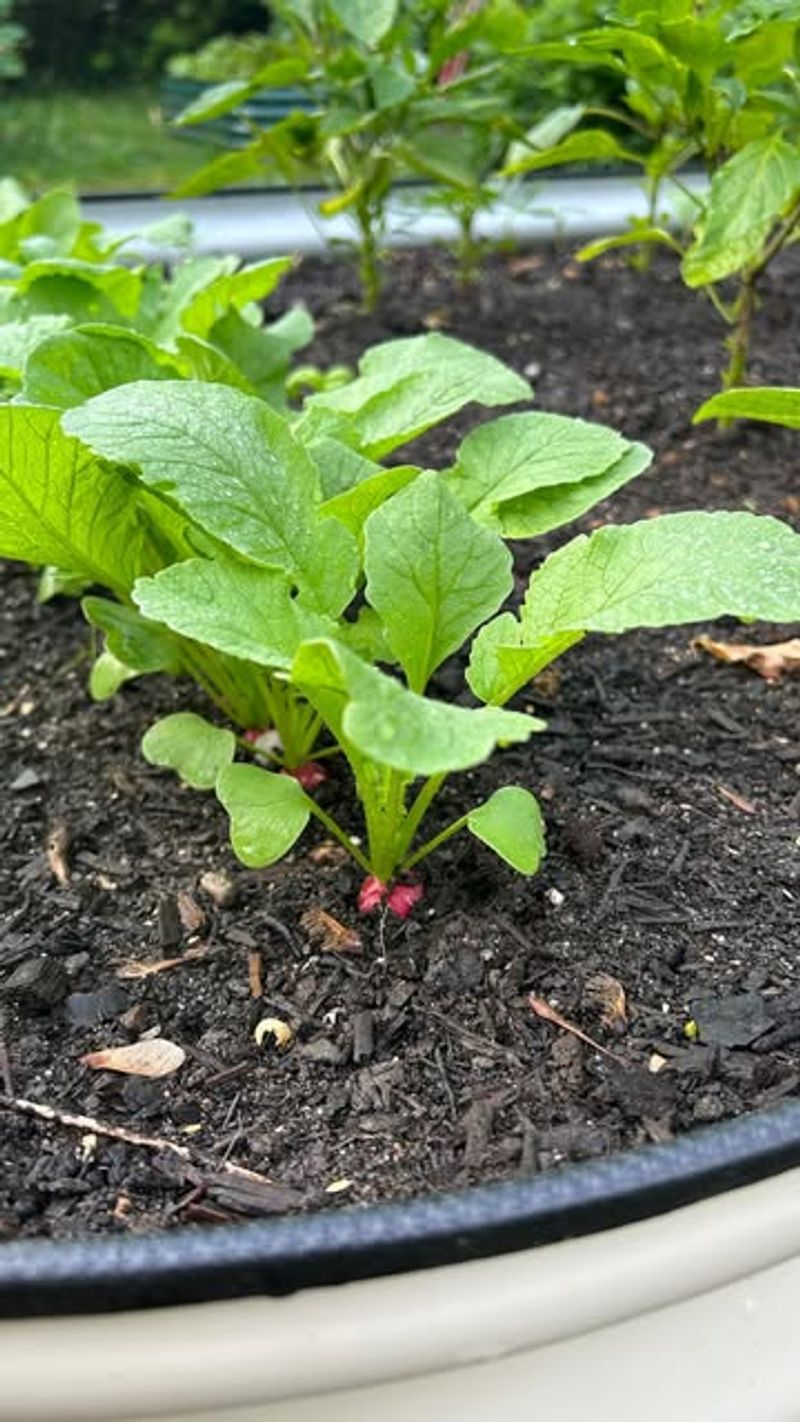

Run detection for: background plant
[[504, 0, 800, 387], [0, 0, 25, 84], [9, 0, 265, 88], [171, 0, 527, 307]]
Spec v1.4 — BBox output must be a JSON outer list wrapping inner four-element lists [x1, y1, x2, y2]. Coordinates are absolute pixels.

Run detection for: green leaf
[[210, 306, 313, 395], [216, 763, 311, 866], [171, 133, 281, 200], [329, 0, 398, 46], [305, 435, 385, 500], [179, 258, 293, 339], [89, 649, 139, 701], [133, 557, 336, 669], [0, 315, 71, 379], [16, 189, 82, 259], [176, 61, 307, 125], [0, 177, 29, 229], [364, 471, 512, 692], [577, 227, 683, 262], [522, 512, 800, 637], [9, 258, 142, 320], [150, 255, 238, 347], [694, 386, 800, 428], [142, 712, 235, 790], [369, 60, 416, 109], [176, 79, 258, 126], [467, 614, 583, 705], [503, 129, 639, 178], [304, 334, 531, 458], [682, 136, 800, 286], [63, 381, 359, 616], [0, 405, 155, 596], [320, 463, 420, 537], [22, 325, 179, 409], [293, 639, 543, 776], [467, 786, 546, 875], [444, 412, 640, 529], [37, 565, 89, 603], [513, 105, 586, 155], [82, 597, 181, 674], [489, 443, 653, 539], [174, 334, 258, 395], [209, 305, 313, 401]]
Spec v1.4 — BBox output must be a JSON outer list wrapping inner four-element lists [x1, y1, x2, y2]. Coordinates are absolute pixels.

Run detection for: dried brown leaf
[[116, 945, 211, 980], [198, 869, 237, 907], [716, 784, 757, 816], [583, 972, 628, 1031], [81, 1038, 186, 1078], [422, 308, 451, 331], [45, 822, 70, 887], [177, 891, 206, 936], [507, 253, 544, 277], [247, 950, 263, 1000], [694, 635, 800, 683], [301, 907, 362, 955], [529, 995, 628, 1066], [307, 841, 349, 867]]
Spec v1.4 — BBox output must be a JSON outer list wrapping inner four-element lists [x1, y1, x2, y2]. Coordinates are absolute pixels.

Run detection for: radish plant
[[37, 343, 800, 910], [140, 496, 800, 912], [0, 185, 312, 410], [2, 330, 552, 763]]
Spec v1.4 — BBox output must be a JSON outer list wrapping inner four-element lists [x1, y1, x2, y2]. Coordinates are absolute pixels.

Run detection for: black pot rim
[[2, 1098, 800, 1318]]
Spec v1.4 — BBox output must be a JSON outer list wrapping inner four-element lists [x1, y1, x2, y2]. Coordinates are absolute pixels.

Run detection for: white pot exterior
[[83, 173, 707, 260], [2, 1164, 799, 1422]]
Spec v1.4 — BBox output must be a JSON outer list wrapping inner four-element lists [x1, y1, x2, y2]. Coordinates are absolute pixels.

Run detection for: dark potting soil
[[1, 246, 799, 1243]]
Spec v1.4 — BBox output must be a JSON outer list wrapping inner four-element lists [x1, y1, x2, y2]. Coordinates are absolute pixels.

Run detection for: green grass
[[0, 85, 224, 194]]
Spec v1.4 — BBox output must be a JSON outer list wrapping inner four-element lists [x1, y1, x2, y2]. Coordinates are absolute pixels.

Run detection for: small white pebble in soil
[[546, 887, 565, 908]]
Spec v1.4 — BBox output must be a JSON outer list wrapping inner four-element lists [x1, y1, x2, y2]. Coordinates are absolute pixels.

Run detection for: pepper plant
[[171, 0, 524, 307], [504, 0, 800, 387]]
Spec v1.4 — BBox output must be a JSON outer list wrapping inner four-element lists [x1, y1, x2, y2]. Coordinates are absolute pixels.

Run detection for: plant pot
[[160, 76, 315, 148], [1, 1102, 800, 1421]]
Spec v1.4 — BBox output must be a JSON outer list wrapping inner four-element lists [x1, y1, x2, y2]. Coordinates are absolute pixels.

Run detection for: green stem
[[718, 198, 800, 393], [396, 773, 447, 864], [356, 203, 381, 312], [235, 734, 282, 767], [259, 678, 322, 767], [307, 800, 371, 874], [722, 273, 757, 392], [456, 208, 480, 285], [401, 812, 469, 874]]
